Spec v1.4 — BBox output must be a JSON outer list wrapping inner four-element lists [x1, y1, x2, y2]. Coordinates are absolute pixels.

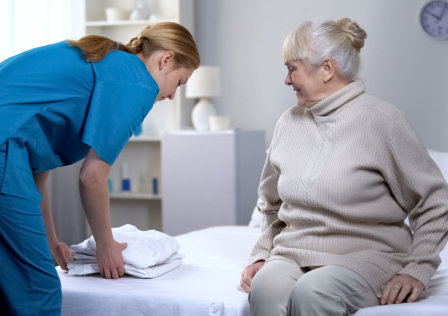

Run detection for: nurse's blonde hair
[[282, 18, 367, 80], [67, 22, 200, 70]]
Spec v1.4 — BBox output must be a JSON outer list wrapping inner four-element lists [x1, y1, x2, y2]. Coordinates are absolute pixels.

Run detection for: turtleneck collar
[[307, 80, 365, 117]]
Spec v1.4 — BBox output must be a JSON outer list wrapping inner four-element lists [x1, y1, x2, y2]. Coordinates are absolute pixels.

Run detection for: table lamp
[[186, 66, 221, 131]]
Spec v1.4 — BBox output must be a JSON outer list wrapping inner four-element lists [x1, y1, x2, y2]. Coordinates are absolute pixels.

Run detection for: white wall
[[195, 0, 448, 150], [0, 0, 85, 61]]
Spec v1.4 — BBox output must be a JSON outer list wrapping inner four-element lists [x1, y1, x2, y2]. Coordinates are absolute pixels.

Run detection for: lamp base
[[191, 98, 216, 131]]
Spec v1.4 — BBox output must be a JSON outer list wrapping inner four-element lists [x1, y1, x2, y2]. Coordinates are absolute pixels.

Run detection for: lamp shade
[[186, 66, 221, 98]]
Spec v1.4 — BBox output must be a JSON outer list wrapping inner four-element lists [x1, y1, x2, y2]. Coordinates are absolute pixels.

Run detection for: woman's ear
[[321, 59, 335, 82], [159, 51, 175, 71]]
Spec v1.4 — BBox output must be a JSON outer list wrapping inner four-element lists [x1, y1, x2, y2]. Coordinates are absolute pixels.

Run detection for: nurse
[[0, 22, 200, 315]]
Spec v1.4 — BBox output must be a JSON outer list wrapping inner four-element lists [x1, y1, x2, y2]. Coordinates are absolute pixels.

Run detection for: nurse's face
[[155, 66, 193, 102], [150, 51, 194, 102]]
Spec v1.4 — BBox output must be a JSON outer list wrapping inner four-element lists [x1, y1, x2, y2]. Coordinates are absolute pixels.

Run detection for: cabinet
[[161, 130, 267, 235]]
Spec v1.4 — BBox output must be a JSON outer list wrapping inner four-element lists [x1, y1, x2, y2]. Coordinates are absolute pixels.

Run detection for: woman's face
[[155, 66, 193, 102], [141, 50, 194, 102], [284, 59, 326, 108]]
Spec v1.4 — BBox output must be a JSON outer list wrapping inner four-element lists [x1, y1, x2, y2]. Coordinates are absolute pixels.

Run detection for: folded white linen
[[68, 224, 182, 278], [68, 253, 183, 278]]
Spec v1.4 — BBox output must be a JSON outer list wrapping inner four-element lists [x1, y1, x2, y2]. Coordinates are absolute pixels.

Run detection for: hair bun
[[337, 18, 367, 51]]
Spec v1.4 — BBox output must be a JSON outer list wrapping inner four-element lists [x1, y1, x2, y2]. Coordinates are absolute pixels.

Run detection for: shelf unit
[[108, 135, 162, 198], [80, 0, 194, 232], [85, 17, 177, 28], [110, 192, 161, 200], [82, 0, 195, 133], [107, 135, 162, 230]]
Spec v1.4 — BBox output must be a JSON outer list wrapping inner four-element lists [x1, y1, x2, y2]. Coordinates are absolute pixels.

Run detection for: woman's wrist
[[93, 230, 115, 249], [46, 232, 60, 248]]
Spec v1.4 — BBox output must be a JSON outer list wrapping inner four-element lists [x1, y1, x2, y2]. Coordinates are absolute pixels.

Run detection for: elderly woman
[[240, 18, 448, 316]]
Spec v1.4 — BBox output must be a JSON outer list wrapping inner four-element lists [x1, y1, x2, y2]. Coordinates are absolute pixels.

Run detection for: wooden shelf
[[129, 135, 161, 143], [110, 192, 162, 200], [85, 17, 178, 27]]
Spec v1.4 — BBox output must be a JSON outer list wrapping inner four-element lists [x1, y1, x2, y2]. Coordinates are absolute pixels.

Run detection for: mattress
[[59, 226, 259, 316], [59, 225, 448, 316]]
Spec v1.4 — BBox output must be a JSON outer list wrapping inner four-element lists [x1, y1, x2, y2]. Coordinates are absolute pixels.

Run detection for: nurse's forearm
[[79, 178, 114, 246], [34, 170, 72, 270], [34, 171, 59, 246], [79, 149, 128, 279], [79, 148, 114, 247]]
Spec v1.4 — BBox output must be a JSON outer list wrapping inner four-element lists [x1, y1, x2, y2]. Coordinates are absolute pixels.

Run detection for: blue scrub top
[[0, 41, 159, 201]]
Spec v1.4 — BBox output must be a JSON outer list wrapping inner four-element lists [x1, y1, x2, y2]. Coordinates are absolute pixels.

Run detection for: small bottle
[[139, 173, 150, 193], [121, 163, 131, 192], [152, 177, 158, 195], [107, 179, 113, 193]]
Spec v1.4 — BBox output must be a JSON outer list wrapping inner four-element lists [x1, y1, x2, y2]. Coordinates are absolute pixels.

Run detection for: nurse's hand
[[96, 240, 128, 279], [50, 241, 73, 271]]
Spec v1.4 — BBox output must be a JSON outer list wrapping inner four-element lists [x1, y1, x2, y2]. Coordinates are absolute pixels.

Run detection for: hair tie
[[116, 41, 119, 49]]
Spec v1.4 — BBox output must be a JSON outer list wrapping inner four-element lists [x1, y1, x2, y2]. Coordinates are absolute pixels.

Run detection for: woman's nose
[[285, 74, 292, 86], [168, 91, 176, 100]]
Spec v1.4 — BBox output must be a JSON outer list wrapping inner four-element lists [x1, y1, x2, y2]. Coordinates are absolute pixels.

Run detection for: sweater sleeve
[[384, 114, 448, 289], [249, 122, 286, 264]]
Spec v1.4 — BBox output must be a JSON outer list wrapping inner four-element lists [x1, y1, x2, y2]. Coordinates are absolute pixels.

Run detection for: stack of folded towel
[[68, 224, 183, 278]]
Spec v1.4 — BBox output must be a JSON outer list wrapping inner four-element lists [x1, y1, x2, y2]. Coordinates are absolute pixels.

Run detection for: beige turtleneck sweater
[[249, 80, 448, 297]]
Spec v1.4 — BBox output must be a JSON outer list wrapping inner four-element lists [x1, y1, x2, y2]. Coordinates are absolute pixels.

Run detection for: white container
[[105, 8, 129, 21], [209, 115, 231, 131]]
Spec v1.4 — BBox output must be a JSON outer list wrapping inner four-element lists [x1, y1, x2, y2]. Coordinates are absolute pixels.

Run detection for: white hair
[[282, 18, 367, 80]]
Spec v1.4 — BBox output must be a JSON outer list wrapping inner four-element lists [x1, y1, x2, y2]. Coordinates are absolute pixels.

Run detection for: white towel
[[68, 224, 183, 278]]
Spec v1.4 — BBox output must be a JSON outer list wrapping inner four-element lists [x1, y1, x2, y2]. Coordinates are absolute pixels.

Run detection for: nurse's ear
[[158, 51, 175, 71]]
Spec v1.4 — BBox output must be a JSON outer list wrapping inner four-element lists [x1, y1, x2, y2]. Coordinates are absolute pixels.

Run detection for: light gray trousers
[[249, 259, 379, 316]]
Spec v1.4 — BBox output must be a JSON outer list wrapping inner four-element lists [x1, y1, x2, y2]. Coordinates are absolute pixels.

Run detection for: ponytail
[[66, 22, 200, 69], [66, 35, 128, 62]]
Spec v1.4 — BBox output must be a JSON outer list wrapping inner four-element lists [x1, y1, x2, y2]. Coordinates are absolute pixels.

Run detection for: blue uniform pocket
[[0, 139, 42, 203]]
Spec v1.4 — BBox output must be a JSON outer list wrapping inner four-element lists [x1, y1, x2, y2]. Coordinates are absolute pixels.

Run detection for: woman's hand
[[240, 260, 265, 293], [50, 241, 73, 271], [95, 240, 127, 279], [380, 274, 424, 305]]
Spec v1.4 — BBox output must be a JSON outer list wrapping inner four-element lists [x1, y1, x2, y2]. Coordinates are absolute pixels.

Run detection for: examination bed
[[59, 224, 448, 316], [59, 149, 448, 315]]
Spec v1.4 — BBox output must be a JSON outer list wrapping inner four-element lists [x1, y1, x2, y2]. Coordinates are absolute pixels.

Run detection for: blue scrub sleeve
[[82, 80, 155, 165]]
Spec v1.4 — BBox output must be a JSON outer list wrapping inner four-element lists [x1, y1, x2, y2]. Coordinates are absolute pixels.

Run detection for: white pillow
[[428, 149, 448, 182], [428, 150, 448, 268], [439, 241, 448, 269], [248, 206, 262, 228]]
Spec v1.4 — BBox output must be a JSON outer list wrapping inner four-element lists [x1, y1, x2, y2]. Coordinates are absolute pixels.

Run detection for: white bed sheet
[[59, 225, 448, 316], [59, 226, 259, 316]]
